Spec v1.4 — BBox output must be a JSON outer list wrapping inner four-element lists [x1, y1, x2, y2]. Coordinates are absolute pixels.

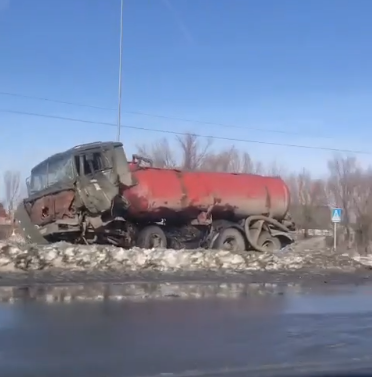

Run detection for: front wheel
[[213, 227, 246, 252], [136, 225, 167, 249]]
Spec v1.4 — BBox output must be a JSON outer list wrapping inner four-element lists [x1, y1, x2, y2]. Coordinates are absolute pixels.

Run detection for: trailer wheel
[[137, 225, 167, 249], [257, 232, 281, 252], [213, 228, 246, 252]]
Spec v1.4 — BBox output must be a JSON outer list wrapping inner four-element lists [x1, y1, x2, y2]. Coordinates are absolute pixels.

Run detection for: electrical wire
[[0, 108, 369, 155], [0, 90, 334, 139]]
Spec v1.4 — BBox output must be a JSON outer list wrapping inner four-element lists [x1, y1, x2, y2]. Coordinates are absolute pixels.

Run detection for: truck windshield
[[28, 154, 75, 195]]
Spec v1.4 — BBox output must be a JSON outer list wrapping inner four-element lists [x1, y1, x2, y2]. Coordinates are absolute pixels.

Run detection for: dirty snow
[[0, 236, 370, 273]]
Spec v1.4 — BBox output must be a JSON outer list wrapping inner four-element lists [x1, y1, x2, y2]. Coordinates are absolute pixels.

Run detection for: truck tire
[[213, 227, 246, 252], [137, 225, 167, 249], [257, 231, 281, 252]]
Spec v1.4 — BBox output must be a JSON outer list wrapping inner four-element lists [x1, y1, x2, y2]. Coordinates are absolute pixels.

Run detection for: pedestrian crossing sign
[[331, 208, 342, 223]]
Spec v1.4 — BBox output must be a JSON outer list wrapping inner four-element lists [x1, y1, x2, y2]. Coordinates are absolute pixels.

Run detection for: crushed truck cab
[[16, 141, 295, 252]]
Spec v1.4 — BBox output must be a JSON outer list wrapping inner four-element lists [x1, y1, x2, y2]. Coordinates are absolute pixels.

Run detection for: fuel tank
[[123, 164, 290, 222]]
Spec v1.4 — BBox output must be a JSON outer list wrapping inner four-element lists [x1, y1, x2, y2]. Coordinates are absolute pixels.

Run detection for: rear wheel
[[213, 227, 246, 252], [257, 231, 281, 252], [137, 225, 167, 249]]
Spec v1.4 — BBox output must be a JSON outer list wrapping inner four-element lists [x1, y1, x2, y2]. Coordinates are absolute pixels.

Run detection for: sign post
[[331, 208, 342, 251]]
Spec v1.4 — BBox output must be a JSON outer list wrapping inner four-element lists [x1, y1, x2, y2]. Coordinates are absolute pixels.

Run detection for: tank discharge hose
[[244, 215, 290, 253]]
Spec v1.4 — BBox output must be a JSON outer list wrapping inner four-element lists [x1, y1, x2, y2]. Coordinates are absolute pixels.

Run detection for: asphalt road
[[1, 284, 372, 377]]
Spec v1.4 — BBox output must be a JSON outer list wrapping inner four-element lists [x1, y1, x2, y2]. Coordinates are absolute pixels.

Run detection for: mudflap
[[14, 202, 49, 244]]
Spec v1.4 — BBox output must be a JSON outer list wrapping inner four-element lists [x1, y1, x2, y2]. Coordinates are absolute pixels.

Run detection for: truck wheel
[[137, 225, 167, 249], [213, 228, 246, 252], [257, 232, 281, 252]]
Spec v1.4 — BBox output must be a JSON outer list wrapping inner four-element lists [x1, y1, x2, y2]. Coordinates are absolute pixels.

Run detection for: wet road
[[1, 285, 372, 377]]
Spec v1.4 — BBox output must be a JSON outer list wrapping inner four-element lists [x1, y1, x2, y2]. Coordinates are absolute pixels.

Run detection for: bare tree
[[137, 133, 213, 171], [3, 170, 21, 220], [136, 134, 284, 175], [265, 161, 287, 177], [201, 146, 240, 172], [240, 151, 256, 173], [200, 146, 269, 174], [286, 173, 300, 205], [136, 138, 177, 168], [253, 160, 264, 175], [327, 155, 359, 244], [198, 145, 267, 174], [292, 169, 327, 238], [176, 133, 212, 170], [0, 202, 7, 219], [232, 150, 264, 174], [349, 167, 372, 254]]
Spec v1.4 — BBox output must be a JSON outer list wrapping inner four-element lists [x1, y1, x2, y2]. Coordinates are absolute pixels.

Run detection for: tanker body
[[15, 142, 295, 252], [124, 166, 290, 221]]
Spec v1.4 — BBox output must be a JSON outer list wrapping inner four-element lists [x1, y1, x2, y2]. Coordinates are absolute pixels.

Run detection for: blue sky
[[1, 0, 372, 187]]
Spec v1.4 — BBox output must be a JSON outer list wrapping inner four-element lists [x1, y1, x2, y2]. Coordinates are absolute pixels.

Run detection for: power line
[[0, 91, 113, 110], [0, 108, 369, 155], [0, 90, 333, 140]]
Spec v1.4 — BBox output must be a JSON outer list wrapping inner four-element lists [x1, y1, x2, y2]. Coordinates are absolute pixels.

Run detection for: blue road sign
[[331, 208, 342, 223]]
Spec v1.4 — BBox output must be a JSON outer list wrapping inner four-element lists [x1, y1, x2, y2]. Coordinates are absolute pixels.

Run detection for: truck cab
[[16, 141, 134, 244]]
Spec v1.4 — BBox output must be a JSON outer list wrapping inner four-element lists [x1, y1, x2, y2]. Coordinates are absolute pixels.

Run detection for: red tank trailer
[[16, 142, 295, 252], [126, 164, 290, 221]]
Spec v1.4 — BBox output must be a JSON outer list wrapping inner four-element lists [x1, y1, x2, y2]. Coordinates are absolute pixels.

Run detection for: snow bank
[[0, 236, 367, 273]]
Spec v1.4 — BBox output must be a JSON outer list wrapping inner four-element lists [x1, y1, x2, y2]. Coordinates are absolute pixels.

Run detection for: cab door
[[75, 147, 119, 215]]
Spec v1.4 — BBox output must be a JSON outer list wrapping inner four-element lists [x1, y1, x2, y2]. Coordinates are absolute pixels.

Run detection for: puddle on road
[[0, 282, 370, 316], [285, 285, 372, 314], [0, 292, 371, 377], [0, 282, 289, 303]]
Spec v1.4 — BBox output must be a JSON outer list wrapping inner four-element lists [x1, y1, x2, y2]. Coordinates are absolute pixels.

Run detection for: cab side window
[[83, 152, 104, 175], [75, 151, 110, 176], [91, 153, 104, 171], [74, 156, 81, 175]]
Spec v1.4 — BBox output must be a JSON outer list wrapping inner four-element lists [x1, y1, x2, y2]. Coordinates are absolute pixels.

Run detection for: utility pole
[[117, 0, 124, 141]]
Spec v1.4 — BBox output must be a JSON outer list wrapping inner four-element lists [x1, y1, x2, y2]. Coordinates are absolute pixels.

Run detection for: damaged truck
[[15, 141, 296, 252]]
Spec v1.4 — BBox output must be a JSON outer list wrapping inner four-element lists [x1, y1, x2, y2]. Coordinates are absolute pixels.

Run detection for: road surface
[[0, 284, 372, 376]]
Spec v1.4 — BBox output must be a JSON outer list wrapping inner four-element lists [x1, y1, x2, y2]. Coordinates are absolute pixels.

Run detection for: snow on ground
[[0, 236, 369, 273]]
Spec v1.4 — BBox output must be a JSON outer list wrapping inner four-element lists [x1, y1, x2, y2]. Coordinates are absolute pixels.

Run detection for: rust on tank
[[126, 193, 148, 212], [175, 170, 189, 208], [264, 186, 272, 216]]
